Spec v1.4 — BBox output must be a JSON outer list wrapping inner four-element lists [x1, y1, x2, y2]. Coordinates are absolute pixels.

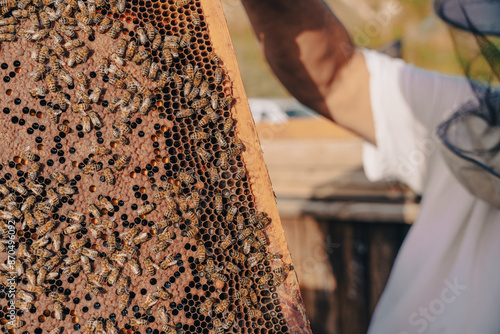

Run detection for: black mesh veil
[[434, 0, 500, 207]]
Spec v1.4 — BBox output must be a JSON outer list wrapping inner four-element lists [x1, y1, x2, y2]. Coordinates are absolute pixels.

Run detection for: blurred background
[[219, 0, 464, 333]]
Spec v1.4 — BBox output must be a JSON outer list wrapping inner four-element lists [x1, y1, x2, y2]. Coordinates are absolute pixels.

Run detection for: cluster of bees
[[0, 0, 295, 333]]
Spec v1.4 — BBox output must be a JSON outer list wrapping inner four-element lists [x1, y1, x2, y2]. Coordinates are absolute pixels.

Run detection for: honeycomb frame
[[0, 0, 311, 333]]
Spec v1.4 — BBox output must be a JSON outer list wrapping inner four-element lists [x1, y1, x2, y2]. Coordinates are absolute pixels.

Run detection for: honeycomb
[[0, 0, 308, 333]]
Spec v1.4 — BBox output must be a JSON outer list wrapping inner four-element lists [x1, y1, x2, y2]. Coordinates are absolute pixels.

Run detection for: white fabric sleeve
[[360, 48, 475, 194]]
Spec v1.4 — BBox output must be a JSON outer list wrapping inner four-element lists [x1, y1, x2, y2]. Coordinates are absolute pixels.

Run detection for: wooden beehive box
[[0, 0, 311, 333]]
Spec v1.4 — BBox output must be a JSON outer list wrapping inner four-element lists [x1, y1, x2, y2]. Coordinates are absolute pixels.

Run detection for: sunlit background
[[219, 1, 462, 333]]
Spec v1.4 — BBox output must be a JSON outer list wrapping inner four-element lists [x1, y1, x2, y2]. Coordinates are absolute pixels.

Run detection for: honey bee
[[100, 218, 117, 229], [199, 298, 213, 315], [197, 80, 209, 97], [15, 300, 33, 313], [65, 51, 78, 67], [107, 267, 120, 286], [77, 46, 92, 65], [109, 20, 122, 38], [133, 232, 150, 245], [180, 31, 192, 48], [84, 318, 97, 334], [64, 39, 83, 50], [0, 24, 16, 34], [103, 167, 115, 185], [139, 96, 152, 115], [110, 52, 125, 66], [188, 191, 200, 210], [44, 73, 57, 92], [116, 0, 125, 12], [87, 203, 101, 218], [31, 28, 49, 42], [94, 320, 106, 334], [95, 196, 113, 214], [136, 27, 147, 44], [82, 115, 92, 133], [31, 236, 49, 251], [137, 203, 155, 215], [114, 154, 130, 170], [184, 226, 199, 239], [55, 124, 70, 134], [106, 320, 118, 334], [59, 16, 77, 26], [233, 215, 244, 233], [150, 240, 169, 253], [206, 51, 220, 63], [52, 233, 62, 252], [207, 167, 219, 184], [186, 87, 200, 102], [58, 70, 74, 87], [98, 57, 109, 76], [247, 252, 265, 267], [129, 318, 148, 327], [157, 305, 170, 324], [26, 161, 41, 181], [111, 252, 128, 266], [0, 16, 17, 25], [81, 247, 99, 260], [116, 276, 130, 295], [193, 70, 203, 88], [175, 108, 194, 119], [28, 85, 47, 99], [211, 66, 223, 85], [116, 37, 127, 57], [171, 72, 183, 90], [62, 263, 82, 276], [91, 144, 111, 156], [148, 61, 159, 80], [49, 292, 68, 303], [191, 98, 209, 110], [63, 223, 82, 235], [5, 319, 25, 330], [78, 19, 94, 36], [118, 291, 129, 310], [69, 237, 88, 250], [191, 12, 200, 26], [89, 86, 102, 103], [97, 16, 112, 33], [156, 72, 170, 89], [228, 250, 245, 263], [132, 49, 149, 64], [159, 254, 177, 269], [38, 219, 56, 236], [125, 39, 137, 59], [25, 283, 46, 294], [176, 0, 191, 5], [195, 146, 212, 163], [213, 299, 229, 314], [58, 24, 77, 38], [107, 96, 120, 113], [74, 71, 88, 89], [12, 9, 29, 18], [108, 64, 128, 79], [31, 63, 46, 81], [126, 258, 140, 276], [109, 76, 126, 89], [239, 277, 252, 287], [17, 289, 34, 303], [150, 33, 162, 51], [88, 111, 103, 127], [141, 293, 158, 311]]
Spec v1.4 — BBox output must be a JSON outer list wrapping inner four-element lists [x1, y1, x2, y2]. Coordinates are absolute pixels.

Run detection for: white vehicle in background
[[248, 98, 318, 124]]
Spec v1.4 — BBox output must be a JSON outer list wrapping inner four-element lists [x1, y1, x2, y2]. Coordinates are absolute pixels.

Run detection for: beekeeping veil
[[434, 0, 500, 207]]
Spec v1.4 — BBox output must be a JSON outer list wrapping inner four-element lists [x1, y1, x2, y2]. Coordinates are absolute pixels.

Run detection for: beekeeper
[[242, 0, 500, 333]]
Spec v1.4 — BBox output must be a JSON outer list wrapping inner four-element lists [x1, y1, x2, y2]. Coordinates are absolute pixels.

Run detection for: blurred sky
[[221, 0, 463, 97]]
